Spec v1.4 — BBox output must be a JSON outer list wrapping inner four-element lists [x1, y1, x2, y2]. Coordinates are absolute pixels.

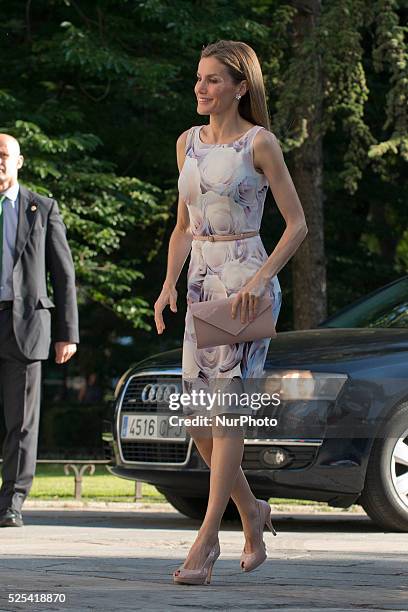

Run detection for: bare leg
[[178, 422, 259, 571], [189, 426, 261, 555]]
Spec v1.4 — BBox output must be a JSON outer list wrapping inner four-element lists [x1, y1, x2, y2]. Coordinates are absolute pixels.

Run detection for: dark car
[[103, 276, 408, 531]]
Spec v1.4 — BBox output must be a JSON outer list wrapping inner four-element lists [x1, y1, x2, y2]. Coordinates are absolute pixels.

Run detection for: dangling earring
[[235, 94, 241, 101]]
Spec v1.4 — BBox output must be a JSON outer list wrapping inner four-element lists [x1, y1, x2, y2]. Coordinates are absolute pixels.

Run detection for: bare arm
[[254, 130, 308, 281], [154, 129, 193, 334], [163, 130, 194, 288], [232, 130, 308, 323]]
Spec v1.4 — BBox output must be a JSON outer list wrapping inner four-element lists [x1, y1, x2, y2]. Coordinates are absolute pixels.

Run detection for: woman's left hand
[[231, 273, 269, 323]]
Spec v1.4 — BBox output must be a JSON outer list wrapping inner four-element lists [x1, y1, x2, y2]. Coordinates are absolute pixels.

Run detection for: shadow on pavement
[[20, 509, 381, 532]]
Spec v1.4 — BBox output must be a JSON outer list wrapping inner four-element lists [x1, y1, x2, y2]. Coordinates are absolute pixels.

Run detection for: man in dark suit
[[0, 133, 79, 527]]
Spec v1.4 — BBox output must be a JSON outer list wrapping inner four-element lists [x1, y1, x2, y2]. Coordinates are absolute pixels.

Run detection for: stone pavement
[[0, 504, 407, 611]]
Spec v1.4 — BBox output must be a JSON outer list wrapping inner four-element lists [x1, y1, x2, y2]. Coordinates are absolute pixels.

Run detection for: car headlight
[[263, 370, 348, 401]]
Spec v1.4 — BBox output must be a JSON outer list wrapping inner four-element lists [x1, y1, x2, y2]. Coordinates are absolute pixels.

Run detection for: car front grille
[[120, 374, 182, 413], [121, 441, 189, 463], [117, 372, 189, 465]]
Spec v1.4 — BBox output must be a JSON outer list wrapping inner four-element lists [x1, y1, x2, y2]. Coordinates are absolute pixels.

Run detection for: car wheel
[[361, 402, 408, 532], [157, 488, 240, 521]]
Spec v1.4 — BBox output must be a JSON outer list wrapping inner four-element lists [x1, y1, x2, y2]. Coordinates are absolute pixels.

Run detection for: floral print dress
[[178, 124, 282, 416]]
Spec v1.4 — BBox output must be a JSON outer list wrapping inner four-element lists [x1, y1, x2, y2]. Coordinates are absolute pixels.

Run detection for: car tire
[[360, 402, 408, 532], [157, 488, 241, 521]]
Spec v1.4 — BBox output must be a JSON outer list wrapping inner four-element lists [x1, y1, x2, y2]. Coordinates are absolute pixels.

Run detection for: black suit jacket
[[10, 185, 79, 360]]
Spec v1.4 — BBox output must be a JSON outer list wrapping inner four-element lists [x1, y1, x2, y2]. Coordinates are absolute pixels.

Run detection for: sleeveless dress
[[178, 124, 282, 417]]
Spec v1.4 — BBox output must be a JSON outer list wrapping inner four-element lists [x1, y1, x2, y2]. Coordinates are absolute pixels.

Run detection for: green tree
[[0, 0, 406, 366], [272, 0, 407, 326]]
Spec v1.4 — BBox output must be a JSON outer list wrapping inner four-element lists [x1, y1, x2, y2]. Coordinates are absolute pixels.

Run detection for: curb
[[23, 500, 367, 514]]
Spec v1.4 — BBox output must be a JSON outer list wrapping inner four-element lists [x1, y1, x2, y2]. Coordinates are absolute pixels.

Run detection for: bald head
[[0, 133, 24, 192], [0, 133, 21, 156]]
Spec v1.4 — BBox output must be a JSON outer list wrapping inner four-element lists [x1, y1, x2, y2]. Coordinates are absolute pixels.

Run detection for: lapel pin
[[31, 205, 37, 211]]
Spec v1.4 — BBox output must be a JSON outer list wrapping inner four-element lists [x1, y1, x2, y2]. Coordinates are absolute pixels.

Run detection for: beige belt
[[192, 230, 259, 242]]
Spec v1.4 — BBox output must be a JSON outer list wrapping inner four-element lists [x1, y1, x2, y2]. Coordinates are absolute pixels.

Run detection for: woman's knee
[[186, 424, 213, 441], [211, 414, 245, 439]]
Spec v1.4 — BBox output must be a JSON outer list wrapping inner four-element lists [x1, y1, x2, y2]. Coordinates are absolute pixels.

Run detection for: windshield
[[320, 277, 408, 329]]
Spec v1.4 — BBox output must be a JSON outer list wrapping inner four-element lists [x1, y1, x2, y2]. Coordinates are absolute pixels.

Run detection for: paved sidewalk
[[0, 506, 407, 611]]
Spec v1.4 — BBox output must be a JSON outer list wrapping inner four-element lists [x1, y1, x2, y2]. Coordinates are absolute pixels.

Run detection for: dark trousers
[[0, 309, 42, 513]]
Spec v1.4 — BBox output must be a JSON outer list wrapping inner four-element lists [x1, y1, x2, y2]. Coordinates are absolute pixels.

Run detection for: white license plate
[[120, 414, 186, 441]]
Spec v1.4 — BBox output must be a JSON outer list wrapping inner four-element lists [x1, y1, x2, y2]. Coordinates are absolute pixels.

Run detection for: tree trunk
[[289, 0, 327, 328]]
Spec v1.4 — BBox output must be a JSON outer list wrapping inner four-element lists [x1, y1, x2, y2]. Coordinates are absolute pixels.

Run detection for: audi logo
[[141, 382, 181, 403]]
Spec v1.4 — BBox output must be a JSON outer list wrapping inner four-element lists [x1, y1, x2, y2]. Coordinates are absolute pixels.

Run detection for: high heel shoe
[[240, 499, 277, 573], [173, 541, 220, 585]]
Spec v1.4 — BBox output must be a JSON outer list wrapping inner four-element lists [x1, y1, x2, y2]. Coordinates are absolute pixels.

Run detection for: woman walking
[[154, 39, 308, 585]]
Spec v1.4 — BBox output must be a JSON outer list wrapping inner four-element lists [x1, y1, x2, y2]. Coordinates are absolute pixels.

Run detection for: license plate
[[120, 414, 186, 441]]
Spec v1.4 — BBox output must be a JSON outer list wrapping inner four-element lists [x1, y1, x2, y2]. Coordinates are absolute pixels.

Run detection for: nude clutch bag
[[190, 295, 277, 349]]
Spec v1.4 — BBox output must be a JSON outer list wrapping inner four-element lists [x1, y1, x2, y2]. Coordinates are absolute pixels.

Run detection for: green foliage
[[273, 0, 407, 193], [268, 0, 407, 312], [371, 0, 408, 162], [0, 0, 406, 374], [0, 116, 168, 326]]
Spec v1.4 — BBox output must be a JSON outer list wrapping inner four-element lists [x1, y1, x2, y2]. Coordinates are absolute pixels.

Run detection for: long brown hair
[[200, 40, 270, 130]]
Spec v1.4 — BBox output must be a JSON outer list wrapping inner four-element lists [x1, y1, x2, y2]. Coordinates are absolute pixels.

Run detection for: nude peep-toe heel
[[173, 541, 221, 585], [240, 499, 277, 573]]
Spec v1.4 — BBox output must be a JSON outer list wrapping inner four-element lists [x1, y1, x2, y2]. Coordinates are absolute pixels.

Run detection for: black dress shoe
[[0, 507, 24, 527]]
